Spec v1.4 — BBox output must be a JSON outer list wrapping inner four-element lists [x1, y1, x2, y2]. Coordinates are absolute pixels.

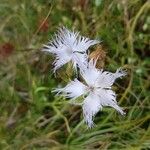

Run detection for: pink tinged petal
[[53, 79, 87, 99], [96, 89, 125, 115], [95, 68, 127, 88], [82, 94, 102, 128]]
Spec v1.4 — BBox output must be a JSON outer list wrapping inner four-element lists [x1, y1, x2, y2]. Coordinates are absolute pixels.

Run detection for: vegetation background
[[0, 0, 149, 149]]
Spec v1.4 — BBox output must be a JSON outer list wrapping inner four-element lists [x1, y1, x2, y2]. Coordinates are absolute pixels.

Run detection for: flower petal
[[96, 89, 125, 115], [80, 59, 100, 86], [58, 27, 100, 52], [53, 55, 71, 72], [82, 93, 102, 128], [53, 79, 87, 99], [52, 45, 72, 72], [75, 36, 100, 52], [95, 68, 127, 88], [72, 52, 88, 71], [57, 27, 79, 48]]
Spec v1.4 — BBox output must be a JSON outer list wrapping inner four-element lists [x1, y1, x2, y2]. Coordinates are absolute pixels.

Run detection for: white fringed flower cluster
[[43, 26, 126, 128]]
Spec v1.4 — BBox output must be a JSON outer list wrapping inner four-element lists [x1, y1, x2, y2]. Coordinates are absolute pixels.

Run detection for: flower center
[[66, 48, 73, 56], [88, 86, 95, 92]]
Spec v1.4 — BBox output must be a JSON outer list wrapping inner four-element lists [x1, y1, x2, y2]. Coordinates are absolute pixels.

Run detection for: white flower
[[53, 60, 127, 128], [43, 26, 99, 72]]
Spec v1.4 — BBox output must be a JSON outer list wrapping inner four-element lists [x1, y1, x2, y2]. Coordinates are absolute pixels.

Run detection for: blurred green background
[[0, 0, 149, 149]]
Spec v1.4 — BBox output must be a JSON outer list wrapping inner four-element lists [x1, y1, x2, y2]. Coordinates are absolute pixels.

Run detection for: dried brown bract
[[89, 45, 106, 69]]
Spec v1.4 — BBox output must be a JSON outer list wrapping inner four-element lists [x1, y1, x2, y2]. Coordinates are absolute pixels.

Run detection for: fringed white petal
[[52, 45, 72, 72], [72, 52, 88, 71], [58, 26, 100, 52], [80, 59, 100, 86], [53, 79, 87, 99], [42, 29, 69, 54], [95, 68, 127, 88], [82, 94, 102, 128], [96, 89, 125, 115], [53, 56, 71, 73], [57, 26, 80, 48], [75, 37, 100, 52]]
